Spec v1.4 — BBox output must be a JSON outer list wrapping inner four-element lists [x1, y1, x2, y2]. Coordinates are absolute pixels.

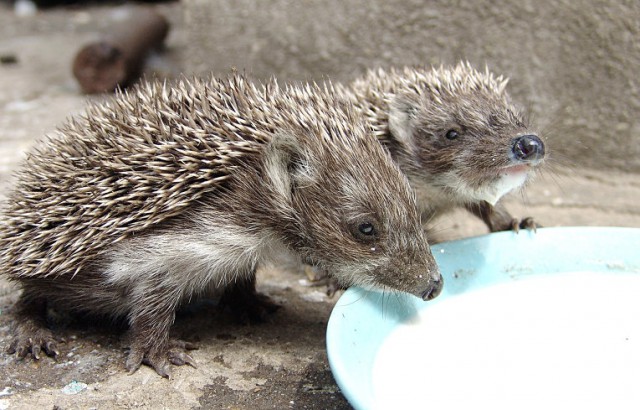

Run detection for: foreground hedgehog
[[338, 62, 545, 233], [1, 75, 442, 377]]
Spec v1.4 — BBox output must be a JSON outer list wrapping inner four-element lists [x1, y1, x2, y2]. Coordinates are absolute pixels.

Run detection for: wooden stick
[[72, 8, 169, 94]]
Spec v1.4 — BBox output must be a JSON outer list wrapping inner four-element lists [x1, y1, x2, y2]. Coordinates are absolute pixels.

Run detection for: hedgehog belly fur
[[100, 218, 289, 307]]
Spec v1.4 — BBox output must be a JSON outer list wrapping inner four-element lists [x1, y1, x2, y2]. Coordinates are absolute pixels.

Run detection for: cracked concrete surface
[[0, 2, 638, 409]]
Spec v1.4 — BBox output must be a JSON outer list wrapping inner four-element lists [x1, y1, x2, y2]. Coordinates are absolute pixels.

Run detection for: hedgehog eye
[[445, 129, 460, 140], [359, 222, 375, 236], [349, 220, 378, 243]]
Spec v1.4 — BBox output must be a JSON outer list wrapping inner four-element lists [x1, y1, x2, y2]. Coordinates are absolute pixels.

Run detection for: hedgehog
[[337, 62, 545, 234], [0, 75, 442, 377]]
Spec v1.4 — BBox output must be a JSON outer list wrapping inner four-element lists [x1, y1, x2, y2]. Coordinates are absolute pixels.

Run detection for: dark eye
[[359, 222, 375, 236], [445, 129, 460, 140], [349, 219, 379, 243]]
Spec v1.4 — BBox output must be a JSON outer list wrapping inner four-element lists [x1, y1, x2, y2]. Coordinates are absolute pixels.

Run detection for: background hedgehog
[[338, 62, 545, 234], [1, 75, 442, 377]]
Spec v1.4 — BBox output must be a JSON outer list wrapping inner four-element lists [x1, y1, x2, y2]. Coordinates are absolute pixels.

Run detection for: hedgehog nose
[[512, 134, 545, 162], [421, 276, 444, 301]]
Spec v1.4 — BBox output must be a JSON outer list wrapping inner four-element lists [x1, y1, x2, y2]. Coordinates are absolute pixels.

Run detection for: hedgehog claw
[[143, 355, 172, 379], [32, 344, 41, 360], [325, 277, 345, 298], [168, 349, 197, 368], [125, 349, 144, 374], [510, 217, 538, 233], [45, 340, 60, 357], [126, 338, 197, 377], [519, 217, 538, 232], [303, 265, 345, 298]]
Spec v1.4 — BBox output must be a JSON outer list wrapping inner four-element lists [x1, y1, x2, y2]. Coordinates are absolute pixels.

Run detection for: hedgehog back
[[0, 76, 276, 279]]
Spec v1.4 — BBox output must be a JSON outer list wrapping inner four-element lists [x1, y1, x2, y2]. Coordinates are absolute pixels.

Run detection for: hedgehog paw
[[7, 327, 59, 361], [142, 353, 172, 379], [126, 339, 198, 378], [302, 265, 344, 297], [511, 217, 538, 232], [325, 277, 346, 298]]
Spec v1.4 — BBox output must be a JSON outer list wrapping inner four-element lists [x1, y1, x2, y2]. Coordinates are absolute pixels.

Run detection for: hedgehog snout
[[512, 134, 545, 163], [420, 275, 444, 301]]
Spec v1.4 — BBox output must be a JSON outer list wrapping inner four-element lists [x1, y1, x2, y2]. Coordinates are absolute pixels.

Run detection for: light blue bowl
[[326, 227, 640, 410]]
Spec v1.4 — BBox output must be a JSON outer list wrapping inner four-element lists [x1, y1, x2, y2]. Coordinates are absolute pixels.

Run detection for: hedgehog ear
[[265, 133, 314, 199], [389, 93, 419, 154]]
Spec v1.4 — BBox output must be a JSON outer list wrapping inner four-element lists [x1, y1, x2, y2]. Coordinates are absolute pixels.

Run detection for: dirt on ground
[[0, 2, 639, 409]]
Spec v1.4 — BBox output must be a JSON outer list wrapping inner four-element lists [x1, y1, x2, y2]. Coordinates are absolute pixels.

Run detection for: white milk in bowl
[[372, 271, 640, 410]]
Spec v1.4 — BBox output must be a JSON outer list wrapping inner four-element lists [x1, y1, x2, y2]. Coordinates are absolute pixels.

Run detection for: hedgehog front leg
[[218, 272, 279, 323], [124, 284, 197, 378], [6, 291, 59, 360], [466, 201, 538, 232]]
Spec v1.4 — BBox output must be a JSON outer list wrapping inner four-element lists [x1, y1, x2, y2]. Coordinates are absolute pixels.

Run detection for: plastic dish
[[326, 227, 640, 410]]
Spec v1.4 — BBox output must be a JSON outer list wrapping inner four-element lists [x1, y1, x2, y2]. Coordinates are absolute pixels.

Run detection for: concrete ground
[[0, 3, 639, 410]]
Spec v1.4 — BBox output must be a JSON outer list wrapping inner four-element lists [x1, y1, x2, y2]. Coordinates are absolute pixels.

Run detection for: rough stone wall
[[183, 0, 640, 173]]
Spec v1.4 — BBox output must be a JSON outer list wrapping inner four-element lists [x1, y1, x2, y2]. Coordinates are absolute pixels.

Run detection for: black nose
[[512, 134, 545, 162], [421, 277, 444, 301]]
